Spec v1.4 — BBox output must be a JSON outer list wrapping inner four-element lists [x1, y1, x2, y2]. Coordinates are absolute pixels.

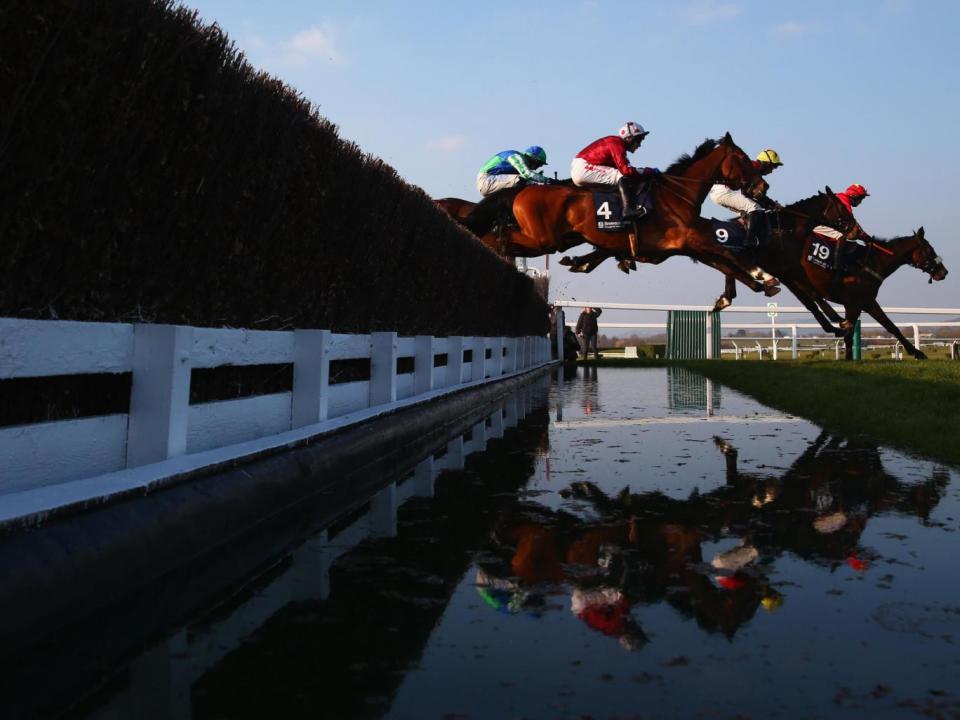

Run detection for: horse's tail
[[463, 187, 520, 237]]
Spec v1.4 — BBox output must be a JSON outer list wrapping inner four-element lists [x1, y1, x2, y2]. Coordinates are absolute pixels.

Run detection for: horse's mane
[[663, 138, 720, 175], [784, 192, 829, 214]]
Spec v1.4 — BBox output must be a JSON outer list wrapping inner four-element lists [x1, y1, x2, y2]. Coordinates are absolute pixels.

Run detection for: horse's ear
[[917, 226, 925, 238], [825, 185, 835, 196], [722, 131, 733, 143]]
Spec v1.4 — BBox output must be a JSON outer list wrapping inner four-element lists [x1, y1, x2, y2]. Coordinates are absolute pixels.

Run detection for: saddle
[[709, 217, 751, 250], [807, 234, 867, 272], [589, 184, 655, 233]]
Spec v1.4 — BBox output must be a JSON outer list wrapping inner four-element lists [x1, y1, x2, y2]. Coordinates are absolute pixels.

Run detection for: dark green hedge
[[0, 0, 547, 336]]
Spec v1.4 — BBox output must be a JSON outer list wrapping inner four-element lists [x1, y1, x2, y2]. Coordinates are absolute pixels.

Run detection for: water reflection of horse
[[482, 429, 949, 641], [712, 430, 950, 562], [438, 135, 776, 297]]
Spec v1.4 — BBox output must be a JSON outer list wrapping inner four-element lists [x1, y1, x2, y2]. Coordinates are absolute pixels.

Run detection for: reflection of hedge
[[0, 0, 547, 336]]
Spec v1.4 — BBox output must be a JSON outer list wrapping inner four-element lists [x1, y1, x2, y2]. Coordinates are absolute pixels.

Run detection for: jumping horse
[[439, 134, 777, 297]]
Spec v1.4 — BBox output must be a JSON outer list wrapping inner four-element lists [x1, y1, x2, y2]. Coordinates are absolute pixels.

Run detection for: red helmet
[[845, 183, 869, 198]]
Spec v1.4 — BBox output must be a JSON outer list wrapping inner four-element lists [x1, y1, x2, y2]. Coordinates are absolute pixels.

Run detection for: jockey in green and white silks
[[476, 146, 550, 197]]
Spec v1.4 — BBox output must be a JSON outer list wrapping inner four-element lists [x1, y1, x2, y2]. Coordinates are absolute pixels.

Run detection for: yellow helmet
[[756, 149, 783, 166]]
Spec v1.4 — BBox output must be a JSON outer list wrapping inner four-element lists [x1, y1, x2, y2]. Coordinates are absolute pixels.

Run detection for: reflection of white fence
[[553, 301, 960, 360], [0, 317, 551, 520], [77, 386, 543, 720]]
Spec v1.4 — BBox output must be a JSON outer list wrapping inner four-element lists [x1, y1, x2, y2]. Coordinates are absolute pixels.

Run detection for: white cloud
[[283, 24, 343, 65], [425, 135, 466, 153], [685, 1, 743, 24], [771, 20, 813, 37]]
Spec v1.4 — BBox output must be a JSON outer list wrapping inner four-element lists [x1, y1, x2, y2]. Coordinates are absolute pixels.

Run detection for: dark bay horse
[[435, 197, 476, 224], [460, 134, 774, 295], [711, 188, 868, 324], [800, 227, 946, 359]]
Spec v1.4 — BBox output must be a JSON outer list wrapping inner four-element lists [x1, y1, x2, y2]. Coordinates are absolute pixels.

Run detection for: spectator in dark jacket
[[575, 307, 603, 360]]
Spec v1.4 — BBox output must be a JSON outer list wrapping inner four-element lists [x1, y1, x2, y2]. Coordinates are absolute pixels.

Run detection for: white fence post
[[414, 335, 435, 395], [791, 325, 798, 359], [292, 329, 331, 428], [126, 324, 193, 467], [492, 337, 505, 377], [705, 320, 714, 360], [913, 324, 921, 353], [471, 337, 486, 382], [447, 336, 464, 387], [370, 331, 398, 406]]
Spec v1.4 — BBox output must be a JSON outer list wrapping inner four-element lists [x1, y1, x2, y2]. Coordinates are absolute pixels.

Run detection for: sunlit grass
[[681, 359, 960, 466]]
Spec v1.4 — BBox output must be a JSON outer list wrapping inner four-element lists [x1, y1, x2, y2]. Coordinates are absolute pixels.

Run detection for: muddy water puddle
[[16, 368, 960, 719]]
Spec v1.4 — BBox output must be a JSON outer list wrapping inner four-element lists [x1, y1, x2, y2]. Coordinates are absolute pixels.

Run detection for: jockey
[[708, 149, 783, 246], [571, 122, 658, 220], [476, 146, 550, 197], [812, 183, 871, 269]]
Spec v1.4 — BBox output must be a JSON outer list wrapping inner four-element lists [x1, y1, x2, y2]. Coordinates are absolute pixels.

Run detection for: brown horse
[[445, 134, 774, 295], [711, 188, 867, 323], [435, 197, 476, 224], [801, 228, 946, 359]]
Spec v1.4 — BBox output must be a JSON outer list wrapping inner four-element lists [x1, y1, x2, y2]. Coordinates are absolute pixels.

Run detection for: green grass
[[577, 357, 960, 465], [683, 359, 960, 466]]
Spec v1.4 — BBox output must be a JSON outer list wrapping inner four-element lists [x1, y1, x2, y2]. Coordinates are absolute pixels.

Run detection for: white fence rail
[[0, 318, 551, 502], [553, 301, 960, 360]]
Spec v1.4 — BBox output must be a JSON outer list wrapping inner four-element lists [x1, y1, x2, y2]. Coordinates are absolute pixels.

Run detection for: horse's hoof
[[839, 320, 854, 332], [570, 264, 588, 273], [558, 256, 573, 266], [713, 296, 732, 312], [617, 259, 631, 274], [763, 286, 781, 297], [627, 260, 637, 271]]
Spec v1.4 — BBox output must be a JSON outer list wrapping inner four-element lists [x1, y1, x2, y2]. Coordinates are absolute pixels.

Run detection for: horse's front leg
[[864, 299, 927, 360], [784, 281, 844, 336]]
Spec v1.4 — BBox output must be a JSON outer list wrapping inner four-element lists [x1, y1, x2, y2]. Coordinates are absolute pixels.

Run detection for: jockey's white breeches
[[708, 183, 760, 215], [477, 173, 522, 197], [571, 157, 622, 186]]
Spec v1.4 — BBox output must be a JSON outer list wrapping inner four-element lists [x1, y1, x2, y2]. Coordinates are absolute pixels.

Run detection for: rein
[[657, 174, 698, 207]]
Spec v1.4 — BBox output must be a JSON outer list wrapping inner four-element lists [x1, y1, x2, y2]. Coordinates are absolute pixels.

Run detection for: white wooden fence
[[0, 318, 551, 520]]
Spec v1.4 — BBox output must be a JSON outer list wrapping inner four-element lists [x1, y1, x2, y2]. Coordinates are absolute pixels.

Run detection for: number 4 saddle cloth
[[591, 188, 655, 232]]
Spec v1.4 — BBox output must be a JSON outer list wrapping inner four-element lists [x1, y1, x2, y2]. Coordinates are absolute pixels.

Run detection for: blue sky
[[186, 0, 958, 323]]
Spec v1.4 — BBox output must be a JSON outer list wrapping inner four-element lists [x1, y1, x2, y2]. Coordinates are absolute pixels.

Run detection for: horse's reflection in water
[[477, 430, 948, 647]]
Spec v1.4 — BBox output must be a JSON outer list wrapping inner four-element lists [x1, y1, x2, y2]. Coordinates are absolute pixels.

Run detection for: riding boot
[[833, 241, 847, 272], [745, 211, 766, 248], [618, 177, 645, 220]]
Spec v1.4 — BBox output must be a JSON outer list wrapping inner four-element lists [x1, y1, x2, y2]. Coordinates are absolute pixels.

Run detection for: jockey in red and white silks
[[571, 122, 657, 219], [812, 183, 870, 242]]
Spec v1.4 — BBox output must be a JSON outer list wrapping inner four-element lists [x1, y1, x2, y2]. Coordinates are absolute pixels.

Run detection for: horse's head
[[821, 186, 865, 240], [909, 227, 948, 282], [715, 132, 764, 193]]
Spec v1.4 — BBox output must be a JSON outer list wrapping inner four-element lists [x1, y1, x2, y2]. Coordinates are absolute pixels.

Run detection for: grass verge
[[678, 359, 960, 467]]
